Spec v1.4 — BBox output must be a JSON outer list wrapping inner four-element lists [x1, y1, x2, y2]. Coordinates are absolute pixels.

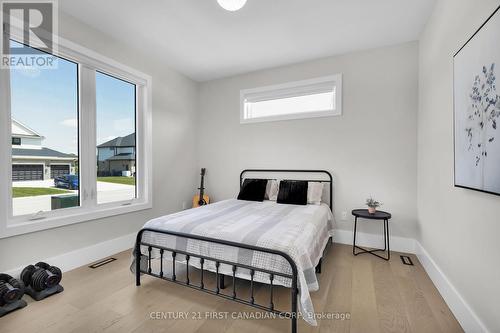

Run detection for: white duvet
[[136, 199, 334, 325]]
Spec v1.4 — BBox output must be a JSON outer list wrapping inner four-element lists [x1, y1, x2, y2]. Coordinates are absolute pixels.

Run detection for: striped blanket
[[137, 199, 334, 325]]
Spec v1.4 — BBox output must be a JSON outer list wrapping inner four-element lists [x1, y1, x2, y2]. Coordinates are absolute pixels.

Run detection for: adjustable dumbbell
[[21, 262, 62, 292], [0, 274, 25, 306]]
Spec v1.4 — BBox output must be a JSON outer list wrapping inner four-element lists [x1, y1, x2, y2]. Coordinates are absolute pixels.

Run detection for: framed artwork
[[454, 5, 500, 196]]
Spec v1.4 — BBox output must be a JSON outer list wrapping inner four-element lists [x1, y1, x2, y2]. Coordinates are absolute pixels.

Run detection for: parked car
[[54, 174, 79, 190]]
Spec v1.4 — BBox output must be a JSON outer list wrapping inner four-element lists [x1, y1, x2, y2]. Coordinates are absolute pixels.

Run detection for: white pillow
[[307, 182, 324, 205], [265, 179, 279, 201]]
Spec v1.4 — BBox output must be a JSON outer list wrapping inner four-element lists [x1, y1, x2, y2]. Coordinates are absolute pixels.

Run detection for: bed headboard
[[239, 169, 333, 209]]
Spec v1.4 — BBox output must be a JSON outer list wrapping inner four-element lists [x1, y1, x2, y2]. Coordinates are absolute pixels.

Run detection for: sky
[[10, 40, 136, 155]]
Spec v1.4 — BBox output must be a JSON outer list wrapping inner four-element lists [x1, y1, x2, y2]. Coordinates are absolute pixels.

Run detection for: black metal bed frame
[[135, 169, 333, 333]]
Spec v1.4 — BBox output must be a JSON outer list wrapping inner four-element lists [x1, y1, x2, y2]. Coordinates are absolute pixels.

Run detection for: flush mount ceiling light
[[217, 0, 247, 11]]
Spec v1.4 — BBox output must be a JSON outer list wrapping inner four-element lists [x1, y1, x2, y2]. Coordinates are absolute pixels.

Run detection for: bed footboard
[[135, 228, 299, 333]]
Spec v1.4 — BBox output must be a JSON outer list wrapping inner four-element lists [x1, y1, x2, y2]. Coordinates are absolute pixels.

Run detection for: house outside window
[[10, 119, 77, 184], [97, 136, 136, 177]]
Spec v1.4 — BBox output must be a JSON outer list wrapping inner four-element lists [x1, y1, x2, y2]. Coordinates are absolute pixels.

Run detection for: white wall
[[0, 12, 200, 272], [418, 0, 500, 331], [198, 42, 419, 238], [18, 137, 42, 149]]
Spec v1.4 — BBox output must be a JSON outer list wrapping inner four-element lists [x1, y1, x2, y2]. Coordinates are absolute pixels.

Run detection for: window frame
[[0, 29, 153, 239], [240, 74, 342, 124], [95, 70, 139, 204]]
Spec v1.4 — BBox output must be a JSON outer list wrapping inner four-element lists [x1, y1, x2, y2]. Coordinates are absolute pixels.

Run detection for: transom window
[[240, 74, 342, 123]]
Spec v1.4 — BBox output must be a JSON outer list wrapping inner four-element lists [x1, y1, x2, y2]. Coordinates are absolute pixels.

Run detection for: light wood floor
[[0, 244, 463, 333]]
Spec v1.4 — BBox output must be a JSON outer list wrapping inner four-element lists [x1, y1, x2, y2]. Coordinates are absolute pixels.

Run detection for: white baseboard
[[333, 228, 416, 253], [6, 232, 136, 277], [4, 229, 487, 332], [415, 241, 489, 333], [334, 229, 487, 332]]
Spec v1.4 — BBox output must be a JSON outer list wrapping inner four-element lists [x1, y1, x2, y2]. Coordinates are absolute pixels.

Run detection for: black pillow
[[237, 179, 267, 202], [277, 180, 308, 205]]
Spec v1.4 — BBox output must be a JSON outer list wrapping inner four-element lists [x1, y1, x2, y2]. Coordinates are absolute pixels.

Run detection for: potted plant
[[366, 197, 382, 214]]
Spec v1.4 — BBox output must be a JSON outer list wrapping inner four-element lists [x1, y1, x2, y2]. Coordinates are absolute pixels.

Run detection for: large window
[[96, 71, 137, 204], [0, 36, 152, 238], [240, 74, 342, 123], [10, 41, 80, 217]]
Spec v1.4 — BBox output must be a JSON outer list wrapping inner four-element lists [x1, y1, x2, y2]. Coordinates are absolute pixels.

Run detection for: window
[[10, 41, 80, 217], [240, 74, 342, 123], [0, 35, 152, 238], [96, 71, 137, 204]]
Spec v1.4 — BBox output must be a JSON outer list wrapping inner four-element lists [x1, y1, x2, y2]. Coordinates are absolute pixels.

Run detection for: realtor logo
[[1, 0, 58, 68]]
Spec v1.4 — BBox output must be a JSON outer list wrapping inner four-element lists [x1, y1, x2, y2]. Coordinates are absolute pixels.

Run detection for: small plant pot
[[368, 207, 376, 214]]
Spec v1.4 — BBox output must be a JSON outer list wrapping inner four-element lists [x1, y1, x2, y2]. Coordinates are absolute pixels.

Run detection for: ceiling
[[60, 0, 436, 82]]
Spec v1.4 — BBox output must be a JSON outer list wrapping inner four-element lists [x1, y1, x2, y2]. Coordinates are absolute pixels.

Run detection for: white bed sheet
[[136, 199, 335, 325]]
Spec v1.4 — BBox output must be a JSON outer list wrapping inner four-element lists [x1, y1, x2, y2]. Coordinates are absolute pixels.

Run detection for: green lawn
[[13, 187, 71, 198], [97, 176, 136, 186]]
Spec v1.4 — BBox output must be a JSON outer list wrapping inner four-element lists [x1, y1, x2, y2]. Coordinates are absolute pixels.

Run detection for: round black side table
[[352, 209, 392, 261]]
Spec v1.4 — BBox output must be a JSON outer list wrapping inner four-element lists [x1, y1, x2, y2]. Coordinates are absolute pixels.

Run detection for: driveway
[[13, 179, 56, 188], [12, 180, 135, 216], [97, 181, 136, 204]]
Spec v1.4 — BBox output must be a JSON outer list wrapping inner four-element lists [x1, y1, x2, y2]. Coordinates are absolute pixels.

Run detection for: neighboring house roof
[[98, 133, 135, 148], [106, 153, 135, 161], [12, 147, 77, 159], [11, 119, 44, 138]]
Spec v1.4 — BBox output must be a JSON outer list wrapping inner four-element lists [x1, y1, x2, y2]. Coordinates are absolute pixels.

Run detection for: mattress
[[136, 199, 335, 325]]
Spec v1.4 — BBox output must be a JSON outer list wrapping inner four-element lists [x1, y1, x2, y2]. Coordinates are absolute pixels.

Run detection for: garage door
[[50, 165, 70, 179], [12, 164, 43, 181]]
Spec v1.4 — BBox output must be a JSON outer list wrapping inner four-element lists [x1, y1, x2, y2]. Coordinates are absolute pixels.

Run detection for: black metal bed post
[[290, 265, 298, 333], [239, 169, 333, 209], [135, 227, 299, 333], [218, 274, 225, 290], [135, 229, 144, 286], [329, 178, 332, 210]]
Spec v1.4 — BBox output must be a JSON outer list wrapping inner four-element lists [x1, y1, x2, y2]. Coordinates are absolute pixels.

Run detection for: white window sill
[[240, 109, 341, 124], [0, 201, 152, 239]]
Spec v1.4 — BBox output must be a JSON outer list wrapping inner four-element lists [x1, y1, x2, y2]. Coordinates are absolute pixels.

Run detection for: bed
[[134, 169, 334, 333]]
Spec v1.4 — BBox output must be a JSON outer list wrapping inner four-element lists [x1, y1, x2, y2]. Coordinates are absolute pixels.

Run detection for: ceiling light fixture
[[217, 0, 247, 12]]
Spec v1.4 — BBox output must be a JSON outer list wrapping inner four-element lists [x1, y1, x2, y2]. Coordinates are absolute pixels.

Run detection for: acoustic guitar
[[192, 168, 210, 208]]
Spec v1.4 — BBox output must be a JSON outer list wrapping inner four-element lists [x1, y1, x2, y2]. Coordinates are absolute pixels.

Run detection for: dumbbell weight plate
[[0, 273, 11, 282], [20, 265, 35, 286], [0, 281, 7, 306], [0, 282, 22, 305], [0, 274, 23, 304], [45, 272, 59, 288], [48, 266, 62, 286], [31, 268, 48, 292], [8, 278, 25, 301], [35, 262, 50, 270], [2, 284, 22, 304], [35, 263, 62, 287]]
